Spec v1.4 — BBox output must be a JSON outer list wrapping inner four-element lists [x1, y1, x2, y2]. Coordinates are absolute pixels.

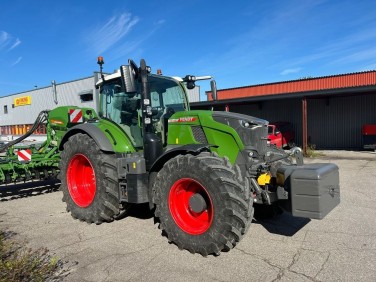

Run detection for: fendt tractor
[[0, 58, 340, 256]]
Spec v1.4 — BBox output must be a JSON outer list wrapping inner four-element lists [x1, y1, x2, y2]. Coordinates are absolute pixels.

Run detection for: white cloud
[[87, 13, 139, 55], [0, 31, 10, 49], [0, 31, 21, 51], [0, 31, 9, 40], [11, 56, 22, 66], [109, 23, 165, 62], [280, 68, 302, 75], [155, 19, 166, 25], [9, 38, 21, 51], [85, 12, 166, 62]]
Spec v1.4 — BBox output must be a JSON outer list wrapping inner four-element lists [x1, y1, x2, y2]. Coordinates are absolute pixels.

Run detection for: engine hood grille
[[212, 111, 268, 155]]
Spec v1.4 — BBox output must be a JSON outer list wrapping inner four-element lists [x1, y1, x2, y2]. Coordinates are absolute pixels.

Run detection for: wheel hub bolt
[[189, 193, 207, 213]]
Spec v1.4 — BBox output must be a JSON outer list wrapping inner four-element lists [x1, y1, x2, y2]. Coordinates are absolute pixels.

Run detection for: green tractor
[[53, 58, 340, 256]]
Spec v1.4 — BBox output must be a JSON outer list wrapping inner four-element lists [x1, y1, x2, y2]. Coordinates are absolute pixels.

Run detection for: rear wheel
[[59, 133, 120, 224], [153, 152, 253, 256]]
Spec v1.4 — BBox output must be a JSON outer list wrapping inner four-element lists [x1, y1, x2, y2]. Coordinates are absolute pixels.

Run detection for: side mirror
[[210, 80, 217, 101], [120, 62, 137, 93]]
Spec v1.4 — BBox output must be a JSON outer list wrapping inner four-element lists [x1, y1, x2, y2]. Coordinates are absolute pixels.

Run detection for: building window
[[4, 105, 8, 114], [78, 90, 93, 102], [80, 93, 93, 102]]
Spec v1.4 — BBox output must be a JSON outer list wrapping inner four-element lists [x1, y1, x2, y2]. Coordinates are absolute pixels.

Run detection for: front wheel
[[153, 152, 253, 256]]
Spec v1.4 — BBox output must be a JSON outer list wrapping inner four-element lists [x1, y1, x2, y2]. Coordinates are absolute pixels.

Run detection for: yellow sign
[[14, 96, 32, 107]]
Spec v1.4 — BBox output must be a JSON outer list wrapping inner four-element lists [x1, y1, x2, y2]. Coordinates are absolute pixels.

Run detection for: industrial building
[[0, 73, 100, 138], [192, 71, 376, 150], [1, 69, 375, 150]]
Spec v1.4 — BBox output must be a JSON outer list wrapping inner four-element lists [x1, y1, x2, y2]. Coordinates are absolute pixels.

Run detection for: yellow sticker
[[133, 162, 136, 169]]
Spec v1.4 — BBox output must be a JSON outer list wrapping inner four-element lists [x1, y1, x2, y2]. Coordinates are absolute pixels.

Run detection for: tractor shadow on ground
[[0, 180, 60, 202], [122, 203, 155, 220], [252, 205, 310, 237]]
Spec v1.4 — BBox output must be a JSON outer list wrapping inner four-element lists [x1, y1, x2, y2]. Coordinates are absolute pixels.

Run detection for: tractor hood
[[211, 111, 268, 127], [211, 111, 268, 155]]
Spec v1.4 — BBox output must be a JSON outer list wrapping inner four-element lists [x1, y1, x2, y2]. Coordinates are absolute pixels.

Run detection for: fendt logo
[[168, 117, 197, 123]]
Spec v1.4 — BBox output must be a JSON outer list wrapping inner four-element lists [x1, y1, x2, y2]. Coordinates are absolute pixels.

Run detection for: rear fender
[[59, 123, 114, 152], [59, 123, 135, 153]]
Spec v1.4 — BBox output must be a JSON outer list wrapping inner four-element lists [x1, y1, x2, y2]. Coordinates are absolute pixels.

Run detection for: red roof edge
[[217, 70, 376, 100]]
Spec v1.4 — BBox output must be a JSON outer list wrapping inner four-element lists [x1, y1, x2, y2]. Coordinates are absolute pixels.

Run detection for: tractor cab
[[96, 58, 216, 151], [97, 69, 189, 149]]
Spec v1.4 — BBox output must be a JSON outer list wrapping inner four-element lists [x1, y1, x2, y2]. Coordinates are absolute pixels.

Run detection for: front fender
[[150, 144, 214, 173]]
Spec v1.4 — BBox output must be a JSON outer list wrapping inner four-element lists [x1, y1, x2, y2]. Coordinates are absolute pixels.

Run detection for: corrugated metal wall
[[307, 93, 376, 149], [0, 75, 98, 126], [229, 92, 376, 149], [187, 86, 199, 102]]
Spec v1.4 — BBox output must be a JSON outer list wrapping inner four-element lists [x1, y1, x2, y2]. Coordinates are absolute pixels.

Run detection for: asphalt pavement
[[0, 150, 375, 281]]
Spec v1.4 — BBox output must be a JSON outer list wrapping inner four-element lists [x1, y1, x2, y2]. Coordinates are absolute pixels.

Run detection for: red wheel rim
[[67, 154, 96, 208], [169, 178, 213, 235]]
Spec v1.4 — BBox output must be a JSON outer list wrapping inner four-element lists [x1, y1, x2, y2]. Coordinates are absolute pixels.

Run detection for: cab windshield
[[99, 74, 188, 147], [148, 74, 188, 112], [99, 75, 188, 121]]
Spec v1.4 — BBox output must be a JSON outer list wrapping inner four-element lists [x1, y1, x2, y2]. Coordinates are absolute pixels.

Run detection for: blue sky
[[1, 0, 376, 100]]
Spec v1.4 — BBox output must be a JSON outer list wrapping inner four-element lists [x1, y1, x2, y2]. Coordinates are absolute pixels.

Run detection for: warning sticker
[[69, 109, 83, 123], [17, 149, 32, 162]]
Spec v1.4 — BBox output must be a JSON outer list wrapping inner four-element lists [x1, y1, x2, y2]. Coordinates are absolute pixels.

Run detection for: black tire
[[59, 133, 120, 224], [153, 152, 253, 256]]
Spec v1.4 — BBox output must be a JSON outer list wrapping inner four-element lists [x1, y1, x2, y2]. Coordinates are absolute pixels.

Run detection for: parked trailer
[[0, 106, 92, 188], [0, 111, 60, 187]]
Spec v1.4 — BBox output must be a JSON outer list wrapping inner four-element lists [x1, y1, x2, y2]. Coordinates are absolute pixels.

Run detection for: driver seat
[[129, 98, 143, 147]]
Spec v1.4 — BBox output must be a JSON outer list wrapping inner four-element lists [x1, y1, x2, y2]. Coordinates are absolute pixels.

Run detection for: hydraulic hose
[[0, 110, 49, 153]]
